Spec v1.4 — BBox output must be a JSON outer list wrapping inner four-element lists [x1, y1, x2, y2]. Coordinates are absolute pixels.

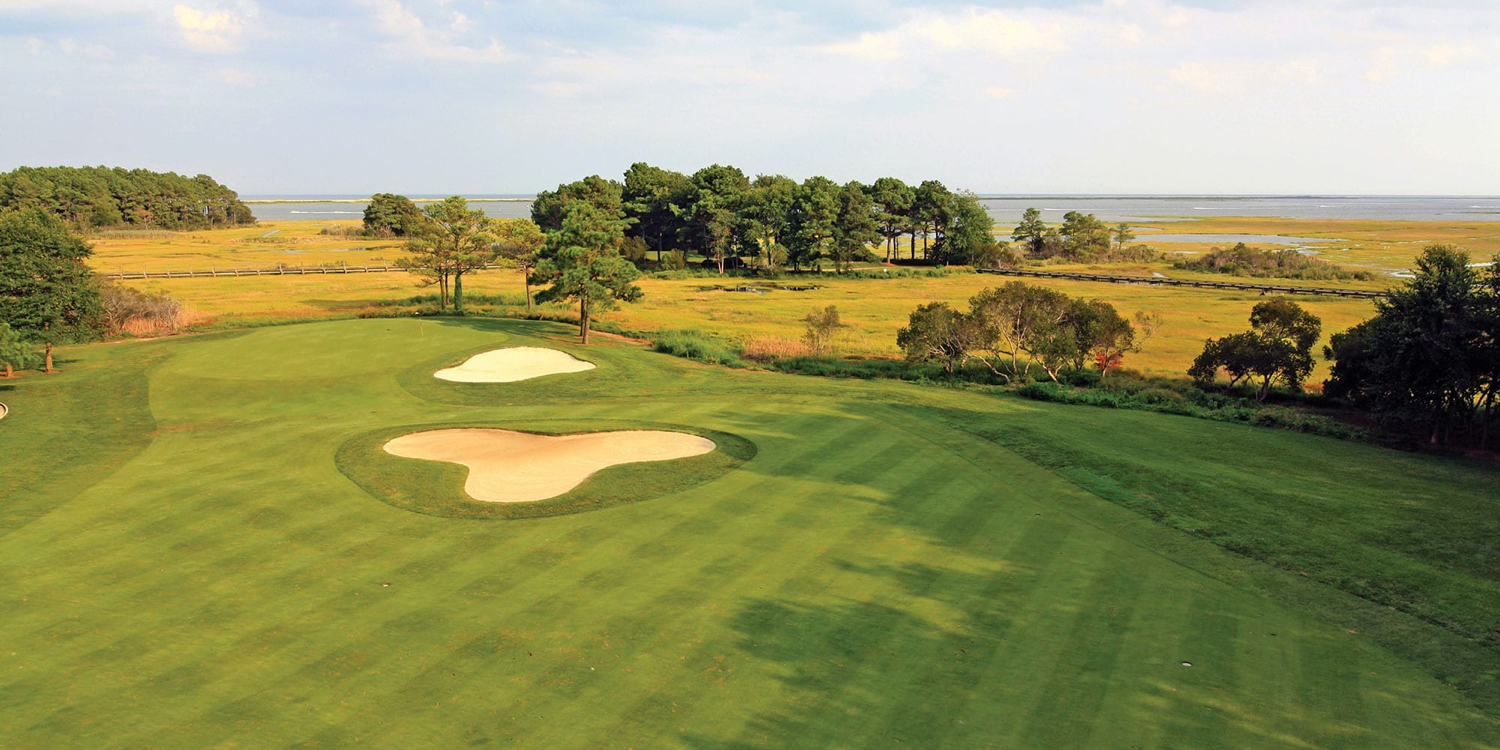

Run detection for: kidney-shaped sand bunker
[[435, 347, 595, 383], [383, 428, 716, 503]]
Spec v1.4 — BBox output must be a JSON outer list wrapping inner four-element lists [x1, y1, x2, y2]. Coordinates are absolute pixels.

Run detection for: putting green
[[0, 318, 1495, 749]]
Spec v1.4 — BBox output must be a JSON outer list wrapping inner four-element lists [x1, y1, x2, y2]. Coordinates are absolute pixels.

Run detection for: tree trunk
[[44, 341, 54, 374], [3, 363, 11, 378], [579, 299, 590, 344], [523, 273, 533, 313], [453, 272, 464, 312]]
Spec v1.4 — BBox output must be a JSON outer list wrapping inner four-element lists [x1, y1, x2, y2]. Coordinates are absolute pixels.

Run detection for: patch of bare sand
[[435, 347, 595, 383], [383, 428, 716, 503]]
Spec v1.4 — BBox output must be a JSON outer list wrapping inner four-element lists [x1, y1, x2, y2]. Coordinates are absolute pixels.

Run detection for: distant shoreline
[[242, 197, 533, 204]]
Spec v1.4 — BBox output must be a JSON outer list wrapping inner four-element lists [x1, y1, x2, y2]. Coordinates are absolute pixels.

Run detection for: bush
[[1174, 242, 1374, 281], [99, 279, 185, 335], [1017, 382, 1067, 402], [651, 330, 747, 368]]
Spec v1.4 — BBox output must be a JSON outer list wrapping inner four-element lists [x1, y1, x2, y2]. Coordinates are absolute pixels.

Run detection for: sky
[[1, 0, 1497, 195]]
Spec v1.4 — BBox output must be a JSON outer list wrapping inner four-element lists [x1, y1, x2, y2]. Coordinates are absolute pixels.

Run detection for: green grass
[[0, 317, 1497, 749]]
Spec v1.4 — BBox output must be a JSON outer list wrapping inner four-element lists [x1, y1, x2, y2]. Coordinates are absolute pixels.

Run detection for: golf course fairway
[[0, 317, 1496, 749]]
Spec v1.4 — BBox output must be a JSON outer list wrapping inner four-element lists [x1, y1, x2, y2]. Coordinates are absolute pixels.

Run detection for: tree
[[363, 193, 422, 237], [737, 174, 798, 273], [1324, 245, 1495, 444], [622, 162, 690, 262], [968, 282, 1070, 379], [398, 197, 495, 312], [802, 305, 843, 354], [1060, 211, 1111, 260], [897, 302, 974, 373], [1068, 299, 1134, 376], [531, 201, 642, 344], [1011, 207, 1047, 256], [911, 180, 951, 259], [492, 218, 545, 312], [1191, 297, 1321, 400], [867, 178, 914, 262], [970, 240, 1016, 269], [1112, 223, 1135, 254], [0, 322, 36, 378], [829, 181, 880, 272], [676, 164, 749, 274], [1133, 310, 1165, 351], [929, 192, 993, 266], [0, 166, 253, 231], [0, 209, 102, 371], [785, 176, 839, 272], [532, 175, 624, 231]]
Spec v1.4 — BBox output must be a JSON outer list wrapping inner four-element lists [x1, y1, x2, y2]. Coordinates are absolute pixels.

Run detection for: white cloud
[[906, 8, 1069, 58], [172, 4, 253, 53], [983, 86, 1018, 100], [820, 7, 1068, 63], [361, 0, 510, 63], [820, 32, 902, 62]]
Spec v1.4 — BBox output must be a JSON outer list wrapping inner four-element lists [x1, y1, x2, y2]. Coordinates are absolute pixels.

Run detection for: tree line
[[0, 166, 255, 231], [532, 163, 1002, 272]]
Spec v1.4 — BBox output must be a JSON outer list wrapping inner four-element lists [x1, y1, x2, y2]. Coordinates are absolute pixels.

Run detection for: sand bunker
[[434, 347, 595, 383], [383, 429, 716, 503]]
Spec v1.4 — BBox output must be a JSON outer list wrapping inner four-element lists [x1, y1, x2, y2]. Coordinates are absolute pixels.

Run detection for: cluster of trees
[[0, 166, 254, 231], [897, 281, 1158, 382], [1010, 209, 1150, 262], [1175, 242, 1374, 281], [386, 195, 638, 343], [533, 163, 1001, 273], [0, 205, 203, 375], [1324, 246, 1500, 445], [1189, 298, 1323, 401]]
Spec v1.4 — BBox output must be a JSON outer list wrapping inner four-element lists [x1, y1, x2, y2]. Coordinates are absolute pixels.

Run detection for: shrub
[[650, 329, 746, 368], [99, 279, 185, 335], [1174, 242, 1374, 281]]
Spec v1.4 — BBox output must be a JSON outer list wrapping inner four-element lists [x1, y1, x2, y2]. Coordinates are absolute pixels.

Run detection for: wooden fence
[[976, 268, 1387, 299], [103, 263, 506, 280]]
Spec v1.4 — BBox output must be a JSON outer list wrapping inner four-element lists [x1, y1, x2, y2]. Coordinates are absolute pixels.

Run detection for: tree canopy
[[1324, 245, 1500, 445], [531, 201, 642, 344], [0, 209, 101, 341], [396, 197, 495, 312], [1189, 297, 1322, 401], [363, 193, 423, 237], [532, 175, 624, 231], [0, 166, 254, 230]]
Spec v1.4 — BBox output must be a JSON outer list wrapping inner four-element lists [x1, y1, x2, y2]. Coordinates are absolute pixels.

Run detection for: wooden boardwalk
[[976, 268, 1387, 299], [102, 263, 506, 280]]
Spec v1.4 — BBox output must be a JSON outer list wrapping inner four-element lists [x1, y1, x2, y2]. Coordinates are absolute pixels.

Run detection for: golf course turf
[[0, 317, 1497, 749]]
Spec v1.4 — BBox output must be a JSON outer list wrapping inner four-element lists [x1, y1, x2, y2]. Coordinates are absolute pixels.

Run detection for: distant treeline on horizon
[[0, 166, 255, 231]]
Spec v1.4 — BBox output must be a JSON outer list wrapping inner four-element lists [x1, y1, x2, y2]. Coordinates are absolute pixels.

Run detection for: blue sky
[[2, 0, 1497, 195]]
